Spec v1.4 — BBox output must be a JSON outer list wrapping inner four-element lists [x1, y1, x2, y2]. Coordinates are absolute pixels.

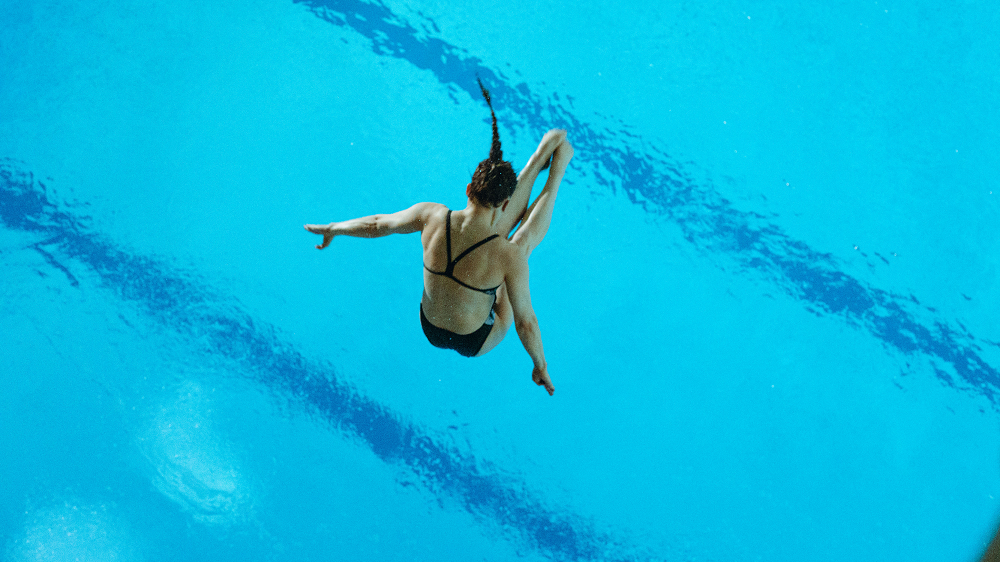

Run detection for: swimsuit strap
[[450, 234, 500, 268], [445, 210, 453, 268], [443, 209, 499, 276], [423, 208, 502, 295], [448, 275, 500, 295]]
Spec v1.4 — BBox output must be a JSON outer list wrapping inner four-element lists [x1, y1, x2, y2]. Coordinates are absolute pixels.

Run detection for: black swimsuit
[[421, 210, 501, 357]]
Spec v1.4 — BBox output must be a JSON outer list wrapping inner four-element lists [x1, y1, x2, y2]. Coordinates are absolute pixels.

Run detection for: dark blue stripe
[[0, 160, 644, 561], [295, 0, 999, 404]]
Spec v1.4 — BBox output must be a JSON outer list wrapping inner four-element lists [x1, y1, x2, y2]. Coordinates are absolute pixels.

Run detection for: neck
[[464, 200, 500, 229]]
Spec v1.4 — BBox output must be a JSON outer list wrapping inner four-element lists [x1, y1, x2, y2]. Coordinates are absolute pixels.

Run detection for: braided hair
[[467, 79, 518, 207]]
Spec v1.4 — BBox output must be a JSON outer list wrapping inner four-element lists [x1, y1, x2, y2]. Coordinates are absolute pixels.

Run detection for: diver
[[305, 80, 573, 396]]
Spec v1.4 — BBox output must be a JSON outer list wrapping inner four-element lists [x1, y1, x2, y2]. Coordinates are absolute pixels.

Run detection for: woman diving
[[304, 80, 573, 396]]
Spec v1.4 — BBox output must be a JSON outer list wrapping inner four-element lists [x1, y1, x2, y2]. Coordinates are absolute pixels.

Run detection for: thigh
[[475, 285, 513, 356]]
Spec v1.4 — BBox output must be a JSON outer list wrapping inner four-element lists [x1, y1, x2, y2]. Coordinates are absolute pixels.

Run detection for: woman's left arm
[[305, 202, 440, 249]]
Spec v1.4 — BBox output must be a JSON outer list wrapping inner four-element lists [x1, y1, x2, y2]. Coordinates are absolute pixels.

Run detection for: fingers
[[533, 371, 555, 396], [539, 378, 554, 395], [305, 224, 333, 250]]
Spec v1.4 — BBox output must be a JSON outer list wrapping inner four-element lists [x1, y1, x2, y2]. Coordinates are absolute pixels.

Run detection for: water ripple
[[1, 160, 649, 562], [294, 0, 999, 405]]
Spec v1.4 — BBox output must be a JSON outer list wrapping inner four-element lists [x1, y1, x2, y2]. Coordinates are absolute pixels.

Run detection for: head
[[467, 79, 517, 208]]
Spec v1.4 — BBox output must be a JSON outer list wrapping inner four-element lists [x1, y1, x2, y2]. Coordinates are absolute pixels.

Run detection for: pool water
[[1, 0, 998, 560]]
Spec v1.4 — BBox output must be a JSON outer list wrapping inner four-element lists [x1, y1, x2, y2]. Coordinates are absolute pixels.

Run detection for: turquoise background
[[1, 0, 998, 560]]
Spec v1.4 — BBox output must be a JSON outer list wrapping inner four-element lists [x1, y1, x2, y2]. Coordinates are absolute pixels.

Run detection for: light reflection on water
[[140, 380, 255, 527]]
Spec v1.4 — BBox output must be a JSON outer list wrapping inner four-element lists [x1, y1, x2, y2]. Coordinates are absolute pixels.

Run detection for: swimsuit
[[421, 210, 500, 357]]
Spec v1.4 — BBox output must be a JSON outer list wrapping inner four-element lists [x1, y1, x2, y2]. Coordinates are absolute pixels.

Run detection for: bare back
[[420, 205, 514, 334], [304, 127, 569, 393]]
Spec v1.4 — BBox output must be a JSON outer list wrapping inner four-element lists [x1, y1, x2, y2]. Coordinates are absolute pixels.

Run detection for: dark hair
[[467, 79, 517, 208]]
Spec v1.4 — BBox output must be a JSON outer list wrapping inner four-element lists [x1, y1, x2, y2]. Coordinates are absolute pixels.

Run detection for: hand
[[304, 223, 336, 249], [532, 365, 554, 396]]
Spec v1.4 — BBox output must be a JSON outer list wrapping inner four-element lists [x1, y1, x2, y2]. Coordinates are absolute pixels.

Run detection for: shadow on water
[[0, 161, 642, 561], [294, 0, 999, 406]]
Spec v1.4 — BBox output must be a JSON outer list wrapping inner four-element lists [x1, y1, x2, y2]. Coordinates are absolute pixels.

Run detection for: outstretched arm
[[304, 202, 441, 249], [504, 248, 553, 395]]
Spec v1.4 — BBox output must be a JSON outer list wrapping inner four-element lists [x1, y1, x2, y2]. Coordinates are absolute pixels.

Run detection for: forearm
[[515, 318, 546, 370], [328, 215, 388, 238]]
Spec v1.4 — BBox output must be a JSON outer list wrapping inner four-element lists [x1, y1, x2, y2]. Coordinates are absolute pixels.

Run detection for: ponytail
[[477, 78, 503, 162], [468, 78, 518, 207]]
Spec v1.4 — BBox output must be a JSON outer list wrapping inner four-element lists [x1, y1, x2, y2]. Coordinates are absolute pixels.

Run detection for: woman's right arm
[[504, 248, 554, 395]]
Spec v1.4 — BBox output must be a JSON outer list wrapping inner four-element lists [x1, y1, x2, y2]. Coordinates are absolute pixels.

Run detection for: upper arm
[[377, 202, 441, 235], [504, 247, 536, 327]]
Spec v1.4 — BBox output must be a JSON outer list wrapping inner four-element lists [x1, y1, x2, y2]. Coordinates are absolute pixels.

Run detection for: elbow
[[371, 217, 389, 237], [515, 316, 539, 336]]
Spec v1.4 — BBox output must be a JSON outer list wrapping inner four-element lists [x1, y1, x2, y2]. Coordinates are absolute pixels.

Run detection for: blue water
[[2, 0, 998, 560]]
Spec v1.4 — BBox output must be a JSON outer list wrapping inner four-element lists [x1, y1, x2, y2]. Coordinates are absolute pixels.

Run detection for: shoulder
[[412, 203, 448, 241], [497, 238, 528, 274], [402, 202, 448, 230], [411, 202, 448, 220]]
